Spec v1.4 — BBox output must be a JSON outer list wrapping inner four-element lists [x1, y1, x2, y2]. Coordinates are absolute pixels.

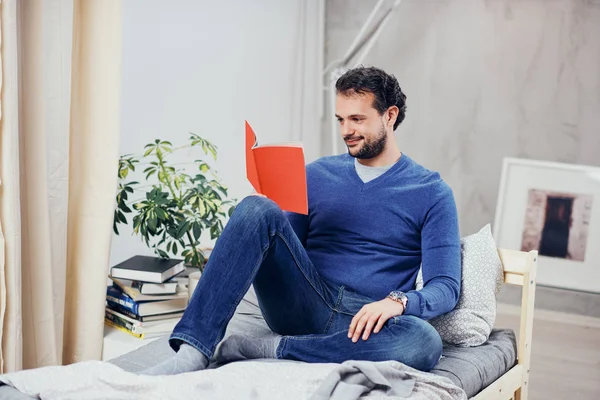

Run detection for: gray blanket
[[0, 296, 467, 399], [0, 358, 465, 400]]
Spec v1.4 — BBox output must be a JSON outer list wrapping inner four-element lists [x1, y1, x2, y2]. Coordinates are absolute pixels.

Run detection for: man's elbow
[[447, 278, 461, 312], [436, 277, 460, 315]]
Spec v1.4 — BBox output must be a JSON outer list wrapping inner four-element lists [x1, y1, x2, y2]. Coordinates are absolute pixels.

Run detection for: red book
[[245, 121, 308, 215]]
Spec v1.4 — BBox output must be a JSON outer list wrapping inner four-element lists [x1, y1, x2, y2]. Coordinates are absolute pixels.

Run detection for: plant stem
[[156, 150, 202, 270], [156, 150, 179, 203], [185, 231, 203, 272]]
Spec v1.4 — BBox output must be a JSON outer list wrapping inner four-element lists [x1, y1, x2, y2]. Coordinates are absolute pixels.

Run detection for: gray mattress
[[0, 296, 516, 399]]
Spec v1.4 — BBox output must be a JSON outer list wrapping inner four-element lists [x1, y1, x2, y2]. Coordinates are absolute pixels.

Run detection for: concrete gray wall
[[324, 0, 600, 235]]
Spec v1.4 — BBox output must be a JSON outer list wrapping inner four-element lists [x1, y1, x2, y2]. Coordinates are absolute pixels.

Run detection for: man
[[142, 66, 461, 376]]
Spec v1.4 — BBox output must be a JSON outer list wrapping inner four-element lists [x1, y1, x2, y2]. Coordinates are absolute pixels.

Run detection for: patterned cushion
[[418, 224, 504, 347]]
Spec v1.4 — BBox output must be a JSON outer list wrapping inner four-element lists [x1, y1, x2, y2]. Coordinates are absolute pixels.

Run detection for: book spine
[[104, 318, 144, 339], [106, 286, 140, 314], [105, 310, 136, 331], [132, 281, 152, 295], [106, 302, 142, 321]]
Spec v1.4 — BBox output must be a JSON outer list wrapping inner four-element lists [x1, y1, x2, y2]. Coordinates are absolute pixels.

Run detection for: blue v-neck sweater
[[285, 153, 461, 320]]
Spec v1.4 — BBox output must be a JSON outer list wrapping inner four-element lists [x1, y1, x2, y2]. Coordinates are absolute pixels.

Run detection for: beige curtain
[[0, 0, 122, 372]]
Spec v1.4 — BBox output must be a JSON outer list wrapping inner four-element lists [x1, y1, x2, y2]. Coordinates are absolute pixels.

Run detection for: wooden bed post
[[471, 249, 539, 400], [514, 250, 538, 400]]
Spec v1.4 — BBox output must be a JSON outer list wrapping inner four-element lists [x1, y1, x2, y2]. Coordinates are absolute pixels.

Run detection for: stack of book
[[105, 255, 189, 339]]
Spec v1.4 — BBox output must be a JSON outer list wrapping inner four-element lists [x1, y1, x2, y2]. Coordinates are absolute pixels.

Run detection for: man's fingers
[[348, 317, 357, 338], [348, 309, 367, 338], [362, 314, 381, 341], [373, 314, 389, 334], [352, 314, 370, 343]]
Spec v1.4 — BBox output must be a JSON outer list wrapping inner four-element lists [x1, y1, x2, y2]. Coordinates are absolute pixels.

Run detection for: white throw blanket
[[0, 359, 466, 400]]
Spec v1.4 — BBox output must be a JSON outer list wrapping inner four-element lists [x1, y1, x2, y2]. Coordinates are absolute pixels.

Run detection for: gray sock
[[215, 334, 281, 364], [140, 343, 209, 375]]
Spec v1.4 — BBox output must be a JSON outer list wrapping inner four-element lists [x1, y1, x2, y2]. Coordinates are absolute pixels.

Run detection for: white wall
[[325, 0, 600, 236], [109, 0, 324, 267]]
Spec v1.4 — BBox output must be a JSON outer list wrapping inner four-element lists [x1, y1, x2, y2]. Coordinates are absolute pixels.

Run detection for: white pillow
[[418, 224, 504, 347]]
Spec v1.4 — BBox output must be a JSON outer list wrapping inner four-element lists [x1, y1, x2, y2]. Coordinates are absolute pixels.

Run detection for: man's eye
[[352, 118, 363, 123]]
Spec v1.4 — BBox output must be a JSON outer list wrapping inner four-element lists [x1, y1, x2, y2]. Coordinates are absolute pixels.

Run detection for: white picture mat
[[493, 158, 600, 293]]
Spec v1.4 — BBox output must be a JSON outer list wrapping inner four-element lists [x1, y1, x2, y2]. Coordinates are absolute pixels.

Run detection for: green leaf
[[156, 208, 168, 220], [228, 205, 235, 217], [198, 200, 206, 215], [148, 217, 158, 232], [117, 211, 127, 224], [193, 222, 201, 239], [199, 163, 210, 173], [154, 192, 169, 205], [133, 215, 142, 232], [211, 191, 223, 201], [172, 242, 178, 255], [175, 220, 190, 240], [157, 249, 169, 258], [207, 143, 217, 160]]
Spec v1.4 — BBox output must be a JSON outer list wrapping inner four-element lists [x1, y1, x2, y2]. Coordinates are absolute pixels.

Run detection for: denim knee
[[388, 316, 443, 372], [419, 323, 443, 371], [232, 196, 284, 224]]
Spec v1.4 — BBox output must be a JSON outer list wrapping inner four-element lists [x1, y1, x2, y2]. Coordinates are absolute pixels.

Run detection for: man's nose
[[340, 122, 353, 136]]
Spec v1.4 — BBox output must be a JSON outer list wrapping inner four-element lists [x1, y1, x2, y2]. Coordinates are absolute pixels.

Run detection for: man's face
[[335, 92, 388, 159]]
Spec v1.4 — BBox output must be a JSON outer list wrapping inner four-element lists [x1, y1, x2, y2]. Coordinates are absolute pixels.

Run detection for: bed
[[0, 248, 537, 399], [470, 248, 537, 400]]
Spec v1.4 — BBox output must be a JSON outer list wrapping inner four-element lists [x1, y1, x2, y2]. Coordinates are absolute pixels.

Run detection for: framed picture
[[493, 158, 600, 293]]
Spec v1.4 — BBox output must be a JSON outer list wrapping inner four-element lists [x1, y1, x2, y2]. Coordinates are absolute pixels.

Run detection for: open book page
[[245, 121, 308, 214]]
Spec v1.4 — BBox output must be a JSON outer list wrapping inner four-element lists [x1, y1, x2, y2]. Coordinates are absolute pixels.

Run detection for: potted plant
[[113, 134, 236, 298]]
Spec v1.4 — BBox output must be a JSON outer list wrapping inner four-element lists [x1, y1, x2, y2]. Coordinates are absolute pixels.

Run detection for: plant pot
[[188, 271, 202, 301]]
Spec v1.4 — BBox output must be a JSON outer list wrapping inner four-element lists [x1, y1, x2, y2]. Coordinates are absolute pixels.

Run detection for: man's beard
[[345, 123, 387, 159]]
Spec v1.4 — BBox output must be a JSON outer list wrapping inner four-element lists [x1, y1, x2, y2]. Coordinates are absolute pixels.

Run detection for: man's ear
[[386, 106, 399, 128]]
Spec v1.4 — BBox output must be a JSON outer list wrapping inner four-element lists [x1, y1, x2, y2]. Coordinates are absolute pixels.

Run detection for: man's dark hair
[[335, 66, 407, 131]]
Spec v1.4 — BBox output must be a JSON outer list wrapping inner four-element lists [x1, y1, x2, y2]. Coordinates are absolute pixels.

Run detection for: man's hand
[[348, 298, 405, 343]]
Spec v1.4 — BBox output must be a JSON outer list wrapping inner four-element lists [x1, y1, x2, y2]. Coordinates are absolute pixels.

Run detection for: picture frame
[[493, 158, 600, 293]]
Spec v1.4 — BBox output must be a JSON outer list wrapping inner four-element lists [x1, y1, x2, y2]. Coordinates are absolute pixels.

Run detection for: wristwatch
[[387, 290, 408, 310]]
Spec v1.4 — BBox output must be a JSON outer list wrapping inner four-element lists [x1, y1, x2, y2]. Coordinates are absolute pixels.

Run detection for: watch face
[[389, 291, 404, 301]]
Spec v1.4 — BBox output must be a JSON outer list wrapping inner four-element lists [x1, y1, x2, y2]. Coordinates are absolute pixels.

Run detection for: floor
[[495, 304, 600, 400]]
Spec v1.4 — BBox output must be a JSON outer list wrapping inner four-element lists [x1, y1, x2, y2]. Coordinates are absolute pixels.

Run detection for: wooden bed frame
[[471, 248, 538, 400]]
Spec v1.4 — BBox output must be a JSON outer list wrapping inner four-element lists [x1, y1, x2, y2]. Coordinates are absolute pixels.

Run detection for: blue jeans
[[170, 196, 442, 371]]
